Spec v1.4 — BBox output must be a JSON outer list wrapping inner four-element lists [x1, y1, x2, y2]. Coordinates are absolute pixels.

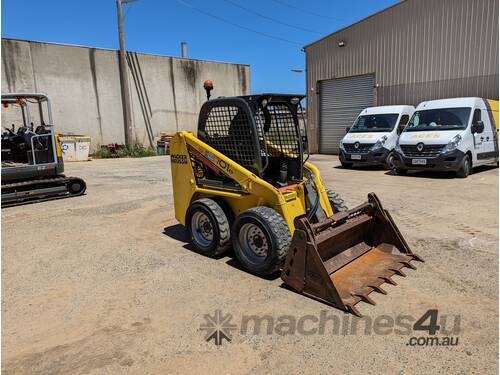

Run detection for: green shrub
[[93, 144, 157, 159], [93, 146, 112, 159]]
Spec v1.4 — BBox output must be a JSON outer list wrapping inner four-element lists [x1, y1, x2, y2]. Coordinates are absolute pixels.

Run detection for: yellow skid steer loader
[[170, 83, 422, 316]]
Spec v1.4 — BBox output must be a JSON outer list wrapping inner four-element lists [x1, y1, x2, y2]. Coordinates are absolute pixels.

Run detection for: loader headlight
[[371, 135, 388, 151], [442, 134, 462, 153]]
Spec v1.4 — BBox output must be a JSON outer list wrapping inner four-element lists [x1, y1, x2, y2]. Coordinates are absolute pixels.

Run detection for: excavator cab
[[1, 93, 86, 206], [1, 94, 58, 175]]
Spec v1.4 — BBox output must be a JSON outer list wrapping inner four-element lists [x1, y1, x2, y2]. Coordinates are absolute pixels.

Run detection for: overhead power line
[[269, 0, 348, 22], [223, 0, 322, 35], [175, 0, 303, 46], [123, 2, 135, 20]]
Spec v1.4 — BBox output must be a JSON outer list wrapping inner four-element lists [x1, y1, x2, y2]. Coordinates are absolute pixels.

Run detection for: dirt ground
[[2, 155, 498, 374]]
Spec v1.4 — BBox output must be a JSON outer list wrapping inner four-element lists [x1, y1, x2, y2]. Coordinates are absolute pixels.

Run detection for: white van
[[394, 97, 499, 178], [339, 105, 415, 169]]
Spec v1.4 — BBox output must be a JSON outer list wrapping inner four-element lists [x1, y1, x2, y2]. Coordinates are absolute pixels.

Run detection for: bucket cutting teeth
[[281, 193, 423, 317], [380, 276, 397, 285], [347, 305, 362, 318], [401, 260, 417, 270], [390, 268, 407, 277], [369, 285, 387, 295], [354, 293, 376, 306]]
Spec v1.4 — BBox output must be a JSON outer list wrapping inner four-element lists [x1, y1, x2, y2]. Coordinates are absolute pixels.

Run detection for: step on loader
[[170, 82, 422, 316]]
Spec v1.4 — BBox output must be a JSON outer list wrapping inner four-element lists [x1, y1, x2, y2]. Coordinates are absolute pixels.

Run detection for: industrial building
[[305, 0, 499, 154]]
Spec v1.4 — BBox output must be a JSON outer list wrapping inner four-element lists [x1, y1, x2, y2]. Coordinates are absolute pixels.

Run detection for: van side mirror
[[397, 124, 406, 135], [472, 120, 484, 134], [345, 126, 350, 133]]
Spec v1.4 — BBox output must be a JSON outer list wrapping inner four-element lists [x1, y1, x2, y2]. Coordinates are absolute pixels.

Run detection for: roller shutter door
[[319, 74, 375, 154]]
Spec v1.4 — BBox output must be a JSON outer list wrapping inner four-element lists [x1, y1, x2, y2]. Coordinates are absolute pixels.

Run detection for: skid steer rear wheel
[[232, 206, 291, 276], [326, 190, 348, 213], [186, 198, 231, 256]]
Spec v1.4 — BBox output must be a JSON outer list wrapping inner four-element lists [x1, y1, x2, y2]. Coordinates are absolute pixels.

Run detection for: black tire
[[212, 198, 235, 224], [67, 177, 86, 195], [456, 154, 471, 178], [395, 168, 407, 175], [341, 161, 353, 169], [231, 206, 291, 275], [384, 151, 397, 170], [326, 190, 348, 213], [186, 198, 231, 256]]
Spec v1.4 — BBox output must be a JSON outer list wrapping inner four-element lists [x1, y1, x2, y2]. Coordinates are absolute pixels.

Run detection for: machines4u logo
[[199, 309, 460, 347], [200, 310, 237, 346]]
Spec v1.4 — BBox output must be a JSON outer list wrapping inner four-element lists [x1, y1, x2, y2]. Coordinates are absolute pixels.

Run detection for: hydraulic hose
[[306, 171, 320, 222]]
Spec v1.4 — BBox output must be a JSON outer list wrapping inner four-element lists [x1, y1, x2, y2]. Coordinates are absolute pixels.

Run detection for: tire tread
[[190, 198, 231, 255], [326, 190, 348, 213], [233, 206, 291, 274]]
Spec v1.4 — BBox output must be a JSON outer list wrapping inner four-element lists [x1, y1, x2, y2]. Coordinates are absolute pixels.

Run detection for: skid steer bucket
[[281, 193, 423, 317]]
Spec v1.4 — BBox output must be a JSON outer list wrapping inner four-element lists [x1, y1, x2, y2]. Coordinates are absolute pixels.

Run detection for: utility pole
[[116, 0, 134, 146]]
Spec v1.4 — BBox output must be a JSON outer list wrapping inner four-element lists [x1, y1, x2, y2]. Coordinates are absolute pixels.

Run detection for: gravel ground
[[2, 155, 498, 374]]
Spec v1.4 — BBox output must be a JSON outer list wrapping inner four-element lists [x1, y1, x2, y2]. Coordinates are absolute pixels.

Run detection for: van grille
[[343, 143, 375, 154], [400, 144, 446, 157]]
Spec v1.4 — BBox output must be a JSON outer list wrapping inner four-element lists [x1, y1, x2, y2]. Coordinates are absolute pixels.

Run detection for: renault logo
[[354, 142, 360, 149], [416, 143, 424, 152]]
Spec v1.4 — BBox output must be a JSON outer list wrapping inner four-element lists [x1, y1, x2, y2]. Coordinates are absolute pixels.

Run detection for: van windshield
[[405, 107, 471, 132], [349, 113, 399, 133]]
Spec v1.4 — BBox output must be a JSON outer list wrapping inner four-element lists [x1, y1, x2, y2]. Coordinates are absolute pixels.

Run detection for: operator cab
[[197, 93, 307, 188], [2, 93, 56, 169]]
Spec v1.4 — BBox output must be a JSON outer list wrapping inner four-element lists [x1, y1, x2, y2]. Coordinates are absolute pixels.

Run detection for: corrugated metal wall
[[305, 0, 499, 153]]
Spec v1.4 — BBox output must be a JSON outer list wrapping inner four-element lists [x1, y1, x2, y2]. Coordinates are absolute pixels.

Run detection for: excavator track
[[1, 175, 86, 208]]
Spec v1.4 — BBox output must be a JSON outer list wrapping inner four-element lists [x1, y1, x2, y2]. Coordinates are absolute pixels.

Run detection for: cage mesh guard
[[256, 104, 300, 158], [203, 105, 258, 172]]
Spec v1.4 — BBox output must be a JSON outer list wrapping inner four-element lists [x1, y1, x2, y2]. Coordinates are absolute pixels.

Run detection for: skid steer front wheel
[[186, 198, 231, 256], [232, 207, 291, 276]]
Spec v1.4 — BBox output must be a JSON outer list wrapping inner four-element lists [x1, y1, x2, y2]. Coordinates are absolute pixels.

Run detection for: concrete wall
[[1, 38, 250, 150], [305, 0, 499, 153]]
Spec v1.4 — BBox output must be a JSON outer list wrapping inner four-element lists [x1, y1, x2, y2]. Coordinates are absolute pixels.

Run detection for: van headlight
[[339, 140, 345, 151], [371, 135, 388, 151], [442, 134, 462, 153]]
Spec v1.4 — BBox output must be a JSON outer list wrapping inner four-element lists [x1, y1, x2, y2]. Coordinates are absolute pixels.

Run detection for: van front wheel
[[456, 154, 471, 178], [341, 161, 353, 169], [384, 151, 397, 170]]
